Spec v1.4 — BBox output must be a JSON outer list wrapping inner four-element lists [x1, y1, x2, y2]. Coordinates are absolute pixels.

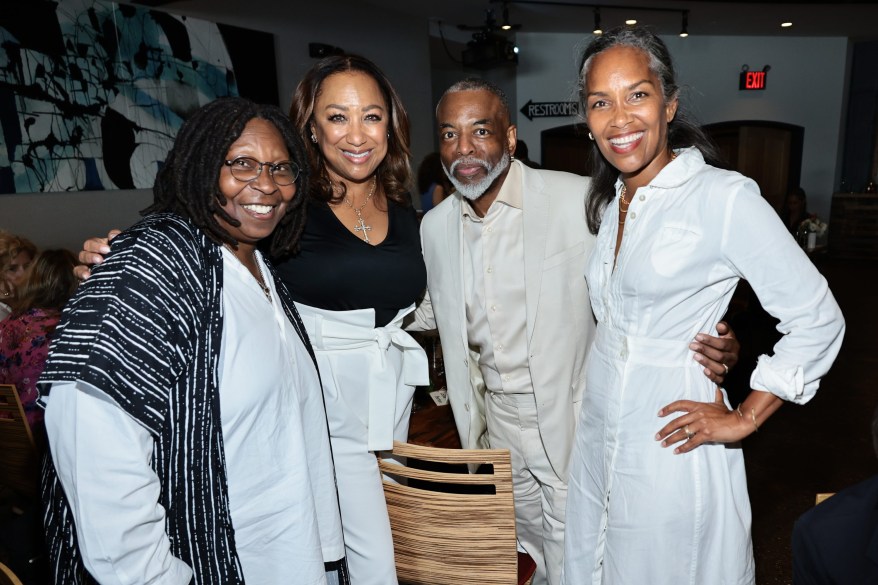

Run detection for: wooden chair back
[[0, 384, 40, 497], [378, 441, 533, 585], [0, 561, 25, 585]]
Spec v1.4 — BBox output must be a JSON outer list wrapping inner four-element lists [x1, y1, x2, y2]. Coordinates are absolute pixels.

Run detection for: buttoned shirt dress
[[563, 148, 845, 585]]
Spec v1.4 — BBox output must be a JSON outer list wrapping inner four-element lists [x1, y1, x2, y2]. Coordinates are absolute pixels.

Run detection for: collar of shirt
[[613, 146, 703, 197], [461, 160, 524, 223]]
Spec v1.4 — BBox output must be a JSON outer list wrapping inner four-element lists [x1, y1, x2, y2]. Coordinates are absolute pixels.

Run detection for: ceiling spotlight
[[593, 8, 602, 35], [679, 11, 689, 37], [501, 6, 512, 30], [781, 21, 793, 28], [625, 19, 637, 25]]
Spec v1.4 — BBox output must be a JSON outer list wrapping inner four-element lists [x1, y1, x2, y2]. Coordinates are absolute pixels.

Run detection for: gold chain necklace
[[342, 176, 377, 243], [223, 244, 272, 304], [618, 150, 677, 223]]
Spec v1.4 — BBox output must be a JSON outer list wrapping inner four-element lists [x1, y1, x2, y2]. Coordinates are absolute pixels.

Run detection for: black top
[[275, 200, 427, 327]]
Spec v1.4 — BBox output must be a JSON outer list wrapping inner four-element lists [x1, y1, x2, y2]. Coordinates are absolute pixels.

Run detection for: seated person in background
[[792, 403, 878, 584], [39, 97, 346, 585], [0, 231, 37, 321], [0, 249, 78, 432], [515, 139, 541, 169], [417, 151, 452, 212], [779, 186, 809, 234]]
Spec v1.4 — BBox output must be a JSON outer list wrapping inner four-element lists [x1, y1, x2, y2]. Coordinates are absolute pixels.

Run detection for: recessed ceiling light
[[781, 22, 793, 28], [625, 19, 637, 25]]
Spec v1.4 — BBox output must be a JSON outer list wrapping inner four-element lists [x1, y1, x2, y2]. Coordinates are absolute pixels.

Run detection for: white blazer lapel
[[446, 195, 469, 351], [521, 164, 549, 345]]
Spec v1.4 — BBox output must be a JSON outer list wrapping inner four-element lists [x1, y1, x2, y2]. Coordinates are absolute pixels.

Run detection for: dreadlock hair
[[577, 26, 723, 235], [10, 248, 78, 316], [289, 53, 412, 208], [145, 96, 310, 257]]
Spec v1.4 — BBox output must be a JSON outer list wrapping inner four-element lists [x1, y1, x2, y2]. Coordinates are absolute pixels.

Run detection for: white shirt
[[45, 249, 339, 585], [462, 162, 532, 395]]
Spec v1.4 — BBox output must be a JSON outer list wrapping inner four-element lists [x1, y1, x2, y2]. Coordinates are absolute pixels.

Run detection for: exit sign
[[739, 70, 767, 90]]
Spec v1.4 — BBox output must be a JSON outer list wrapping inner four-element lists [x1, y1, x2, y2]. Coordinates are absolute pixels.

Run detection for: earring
[[510, 152, 515, 162], [588, 132, 594, 141], [310, 133, 317, 143]]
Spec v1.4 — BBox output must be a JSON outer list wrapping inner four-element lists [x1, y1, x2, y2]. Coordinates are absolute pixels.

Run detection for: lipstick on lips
[[609, 131, 644, 154]]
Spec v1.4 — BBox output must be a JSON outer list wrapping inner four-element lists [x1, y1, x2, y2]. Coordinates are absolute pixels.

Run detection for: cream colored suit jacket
[[410, 161, 596, 479]]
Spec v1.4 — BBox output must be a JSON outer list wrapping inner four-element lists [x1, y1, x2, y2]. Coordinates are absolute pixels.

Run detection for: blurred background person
[[779, 186, 810, 234], [41, 97, 345, 585], [0, 248, 77, 432], [0, 231, 37, 321], [792, 402, 878, 584], [515, 139, 541, 169], [417, 151, 452, 213]]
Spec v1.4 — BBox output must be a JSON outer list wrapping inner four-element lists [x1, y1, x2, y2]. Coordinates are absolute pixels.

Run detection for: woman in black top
[[285, 54, 427, 585]]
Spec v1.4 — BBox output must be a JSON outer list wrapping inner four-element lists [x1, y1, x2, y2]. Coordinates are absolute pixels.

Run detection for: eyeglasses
[[223, 156, 300, 186]]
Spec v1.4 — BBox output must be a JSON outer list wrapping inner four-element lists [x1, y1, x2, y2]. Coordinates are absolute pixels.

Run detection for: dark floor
[[739, 256, 878, 584]]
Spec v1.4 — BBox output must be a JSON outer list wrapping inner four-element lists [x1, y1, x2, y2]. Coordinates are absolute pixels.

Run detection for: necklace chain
[[618, 150, 677, 223], [342, 176, 377, 243], [223, 243, 272, 304]]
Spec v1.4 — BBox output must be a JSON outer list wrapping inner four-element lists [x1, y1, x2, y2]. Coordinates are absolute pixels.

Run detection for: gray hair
[[578, 26, 680, 113], [437, 78, 511, 122]]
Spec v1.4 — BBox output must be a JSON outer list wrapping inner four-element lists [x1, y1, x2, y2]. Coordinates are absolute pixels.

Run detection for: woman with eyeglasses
[[41, 97, 347, 585], [75, 55, 427, 584]]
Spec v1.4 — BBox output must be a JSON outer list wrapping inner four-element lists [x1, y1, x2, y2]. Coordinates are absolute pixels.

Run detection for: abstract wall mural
[[0, 0, 274, 194]]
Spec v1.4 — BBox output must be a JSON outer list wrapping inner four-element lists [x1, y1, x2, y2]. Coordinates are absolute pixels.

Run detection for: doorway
[[703, 121, 804, 211]]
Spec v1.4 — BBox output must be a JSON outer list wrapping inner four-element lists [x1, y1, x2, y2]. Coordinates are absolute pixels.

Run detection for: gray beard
[[443, 153, 510, 201]]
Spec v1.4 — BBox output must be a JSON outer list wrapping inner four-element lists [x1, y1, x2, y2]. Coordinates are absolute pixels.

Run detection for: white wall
[[515, 32, 850, 221], [0, 0, 434, 250]]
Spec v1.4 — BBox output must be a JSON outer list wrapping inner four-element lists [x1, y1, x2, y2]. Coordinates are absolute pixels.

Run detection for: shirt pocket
[[650, 225, 701, 278]]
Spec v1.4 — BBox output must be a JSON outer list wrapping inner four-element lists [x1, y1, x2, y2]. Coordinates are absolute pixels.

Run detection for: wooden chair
[[378, 441, 536, 585], [0, 561, 25, 585], [0, 384, 40, 498], [815, 492, 835, 505]]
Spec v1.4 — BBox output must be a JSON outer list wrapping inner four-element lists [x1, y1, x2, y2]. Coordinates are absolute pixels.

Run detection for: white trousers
[[485, 392, 568, 585], [298, 303, 427, 585]]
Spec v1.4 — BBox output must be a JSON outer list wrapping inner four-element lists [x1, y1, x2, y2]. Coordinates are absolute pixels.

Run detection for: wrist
[[735, 404, 759, 434]]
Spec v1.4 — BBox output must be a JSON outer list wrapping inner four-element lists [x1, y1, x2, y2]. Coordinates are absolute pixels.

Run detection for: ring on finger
[[684, 425, 694, 440], [722, 363, 729, 375]]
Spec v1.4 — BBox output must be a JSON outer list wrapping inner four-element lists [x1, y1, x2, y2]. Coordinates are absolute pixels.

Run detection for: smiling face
[[437, 89, 516, 206], [584, 45, 678, 189], [215, 118, 297, 250], [310, 71, 389, 186]]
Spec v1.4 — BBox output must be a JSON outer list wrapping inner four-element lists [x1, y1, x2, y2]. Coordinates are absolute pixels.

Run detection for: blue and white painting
[[0, 0, 241, 193]]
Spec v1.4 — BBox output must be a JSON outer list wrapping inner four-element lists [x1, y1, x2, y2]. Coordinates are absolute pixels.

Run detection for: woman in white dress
[[562, 26, 845, 585]]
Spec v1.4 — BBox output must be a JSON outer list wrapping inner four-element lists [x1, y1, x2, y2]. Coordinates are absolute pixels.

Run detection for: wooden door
[[703, 121, 803, 211], [539, 121, 803, 212]]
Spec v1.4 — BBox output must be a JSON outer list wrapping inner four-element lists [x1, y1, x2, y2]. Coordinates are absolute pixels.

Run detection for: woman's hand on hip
[[655, 388, 751, 454]]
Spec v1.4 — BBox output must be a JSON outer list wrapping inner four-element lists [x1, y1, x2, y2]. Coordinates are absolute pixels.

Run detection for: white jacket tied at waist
[[296, 302, 429, 451]]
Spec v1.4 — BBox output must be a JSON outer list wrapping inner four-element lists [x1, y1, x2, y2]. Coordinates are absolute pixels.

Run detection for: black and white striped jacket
[[39, 213, 322, 584]]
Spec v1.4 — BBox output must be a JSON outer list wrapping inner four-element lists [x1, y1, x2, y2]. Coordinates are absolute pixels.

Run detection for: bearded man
[[409, 78, 739, 585]]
